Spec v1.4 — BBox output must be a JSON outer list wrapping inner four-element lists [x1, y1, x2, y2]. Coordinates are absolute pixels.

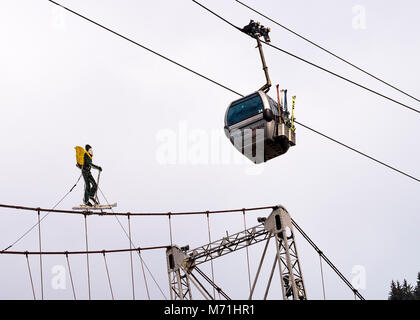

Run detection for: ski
[[72, 203, 117, 210]]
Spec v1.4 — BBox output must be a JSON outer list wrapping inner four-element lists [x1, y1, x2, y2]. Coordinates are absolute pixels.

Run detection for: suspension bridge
[[0, 202, 364, 300]]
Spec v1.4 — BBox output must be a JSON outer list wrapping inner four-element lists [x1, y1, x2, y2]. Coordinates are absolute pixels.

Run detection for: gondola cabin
[[224, 90, 296, 164]]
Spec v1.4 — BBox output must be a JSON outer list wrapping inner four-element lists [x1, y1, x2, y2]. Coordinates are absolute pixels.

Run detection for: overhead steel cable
[[44, 0, 419, 185], [47, 0, 242, 97], [192, 0, 420, 115], [263, 41, 420, 114], [234, 0, 420, 105], [294, 121, 420, 183]]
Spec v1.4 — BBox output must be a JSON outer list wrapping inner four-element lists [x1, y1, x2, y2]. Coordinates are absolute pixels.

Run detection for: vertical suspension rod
[[84, 214, 91, 300], [37, 209, 44, 300]]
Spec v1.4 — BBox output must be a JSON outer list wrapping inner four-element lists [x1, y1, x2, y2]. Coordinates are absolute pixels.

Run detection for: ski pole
[[94, 170, 101, 204]]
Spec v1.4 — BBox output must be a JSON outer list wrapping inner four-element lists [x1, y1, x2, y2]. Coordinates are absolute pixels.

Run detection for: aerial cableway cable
[[47, 1, 242, 97], [45, 0, 420, 184], [294, 121, 420, 183], [234, 0, 420, 105], [192, 0, 420, 115]]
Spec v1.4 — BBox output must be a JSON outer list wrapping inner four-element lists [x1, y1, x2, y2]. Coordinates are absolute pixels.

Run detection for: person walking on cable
[[82, 144, 102, 207]]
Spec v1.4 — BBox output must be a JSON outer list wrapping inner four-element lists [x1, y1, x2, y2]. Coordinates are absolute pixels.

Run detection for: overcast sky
[[0, 0, 419, 300]]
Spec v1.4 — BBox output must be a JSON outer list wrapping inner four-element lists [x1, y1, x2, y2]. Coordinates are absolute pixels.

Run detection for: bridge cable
[[319, 253, 326, 300], [195, 266, 231, 300], [65, 252, 77, 300], [37, 209, 44, 300], [102, 251, 115, 300], [127, 215, 136, 300], [206, 212, 219, 299], [168, 213, 173, 246], [1, 245, 169, 256], [25, 252, 36, 300], [98, 187, 162, 300], [84, 214, 92, 300], [291, 218, 365, 300], [2, 174, 82, 252], [242, 209, 252, 293], [137, 248, 151, 300], [0, 204, 275, 216]]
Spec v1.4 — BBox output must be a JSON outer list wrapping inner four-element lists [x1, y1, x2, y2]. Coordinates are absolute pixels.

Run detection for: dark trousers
[[83, 172, 97, 203]]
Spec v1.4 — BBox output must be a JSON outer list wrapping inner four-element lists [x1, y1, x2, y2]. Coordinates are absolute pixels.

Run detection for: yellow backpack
[[75, 146, 92, 168]]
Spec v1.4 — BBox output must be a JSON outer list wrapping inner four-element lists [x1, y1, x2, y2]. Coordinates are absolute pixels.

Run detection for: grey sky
[[0, 0, 419, 300]]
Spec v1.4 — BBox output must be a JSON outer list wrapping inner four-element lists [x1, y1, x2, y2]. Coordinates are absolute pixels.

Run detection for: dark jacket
[[82, 152, 100, 175]]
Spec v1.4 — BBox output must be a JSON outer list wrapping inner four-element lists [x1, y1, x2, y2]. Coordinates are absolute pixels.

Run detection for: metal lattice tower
[[165, 206, 307, 300], [166, 246, 194, 300], [263, 206, 306, 300]]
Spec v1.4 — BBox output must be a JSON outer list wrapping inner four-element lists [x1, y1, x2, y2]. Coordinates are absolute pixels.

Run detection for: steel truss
[[166, 206, 307, 300]]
